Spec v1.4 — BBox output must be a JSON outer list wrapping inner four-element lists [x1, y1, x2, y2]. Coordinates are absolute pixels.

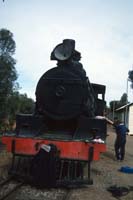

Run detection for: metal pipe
[[125, 78, 129, 126]]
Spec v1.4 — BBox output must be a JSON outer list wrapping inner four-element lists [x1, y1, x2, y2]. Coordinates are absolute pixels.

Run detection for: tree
[[109, 93, 128, 113], [119, 93, 128, 107], [0, 29, 35, 131], [0, 29, 17, 126], [0, 29, 16, 57], [7, 93, 35, 127], [128, 70, 133, 89], [17, 93, 35, 114]]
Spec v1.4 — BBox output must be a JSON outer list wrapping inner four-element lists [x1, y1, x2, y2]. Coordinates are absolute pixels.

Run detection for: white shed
[[115, 103, 133, 135]]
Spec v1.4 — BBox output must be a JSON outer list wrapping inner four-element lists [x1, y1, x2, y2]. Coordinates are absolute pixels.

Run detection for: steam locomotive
[[2, 39, 107, 187]]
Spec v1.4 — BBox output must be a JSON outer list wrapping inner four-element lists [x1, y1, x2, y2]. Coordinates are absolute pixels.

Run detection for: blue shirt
[[114, 123, 129, 143]]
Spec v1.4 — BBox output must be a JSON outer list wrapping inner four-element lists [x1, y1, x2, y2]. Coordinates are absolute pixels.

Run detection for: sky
[[0, 0, 133, 105]]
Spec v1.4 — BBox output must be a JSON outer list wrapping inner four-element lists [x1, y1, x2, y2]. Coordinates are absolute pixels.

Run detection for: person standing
[[113, 119, 129, 161], [104, 117, 129, 161], [95, 116, 129, 161]]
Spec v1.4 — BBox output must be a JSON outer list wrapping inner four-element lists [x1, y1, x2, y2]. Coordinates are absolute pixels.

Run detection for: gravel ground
[[0, 126, 133, 200]]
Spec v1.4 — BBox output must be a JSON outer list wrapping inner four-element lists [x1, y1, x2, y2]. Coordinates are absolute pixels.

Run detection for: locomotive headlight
[[51, 39, 75, 61], [54, 44, 72, 61]]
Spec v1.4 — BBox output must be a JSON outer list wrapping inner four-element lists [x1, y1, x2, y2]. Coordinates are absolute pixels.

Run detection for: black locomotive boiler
[[2, 39, 107, 187]]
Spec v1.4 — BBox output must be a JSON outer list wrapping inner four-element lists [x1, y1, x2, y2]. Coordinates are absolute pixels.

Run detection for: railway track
[[0, 177, 24, 200], [62, 189, 73, 200], [0, 176, 74, 200]]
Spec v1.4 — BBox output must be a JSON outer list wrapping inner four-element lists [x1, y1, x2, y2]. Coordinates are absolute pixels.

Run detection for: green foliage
[[0, 58, 17, 96], [128, 70, 133, 89], [17, 93, 35, 114], [7, 92, 35, 122], [0, 28, 16, 56], [119, 93, 127, 106], [0, 29, 17, 121], [0, 28, 35, 131]]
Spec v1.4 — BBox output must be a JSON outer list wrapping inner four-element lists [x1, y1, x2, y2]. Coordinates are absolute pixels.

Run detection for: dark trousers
[[114, 140, 126, 160]]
